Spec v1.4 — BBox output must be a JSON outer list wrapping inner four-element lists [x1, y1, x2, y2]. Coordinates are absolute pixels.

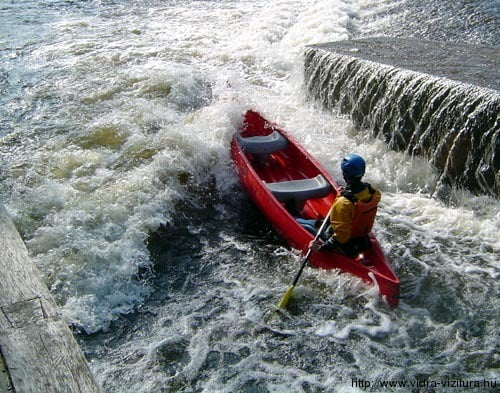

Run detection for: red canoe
[[231, 110, 400, 306]]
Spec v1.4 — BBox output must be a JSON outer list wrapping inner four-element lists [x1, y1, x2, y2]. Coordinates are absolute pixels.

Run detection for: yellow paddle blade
[[277, 285, 295, 309]]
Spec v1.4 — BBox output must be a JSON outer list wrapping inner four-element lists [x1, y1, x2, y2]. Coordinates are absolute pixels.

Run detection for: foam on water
[[1, 0, 499, 391]]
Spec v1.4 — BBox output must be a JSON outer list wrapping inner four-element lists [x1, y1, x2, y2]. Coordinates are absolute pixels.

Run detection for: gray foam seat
[[266, 174, 331, 202], [236, 131, 288, 154]]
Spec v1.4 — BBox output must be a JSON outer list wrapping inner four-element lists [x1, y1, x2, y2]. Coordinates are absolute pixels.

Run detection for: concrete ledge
[[0, 205, 100, 393], [1, 351, 13, 392], [308, 37, 499, 91]]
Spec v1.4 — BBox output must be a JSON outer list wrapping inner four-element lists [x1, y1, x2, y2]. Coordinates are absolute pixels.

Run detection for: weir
[[304, 37, 499, 197], [0, 205, 100, 393]]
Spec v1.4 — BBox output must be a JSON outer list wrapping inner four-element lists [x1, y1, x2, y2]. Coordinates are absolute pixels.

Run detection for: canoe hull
[[231, 110, 400, 306]]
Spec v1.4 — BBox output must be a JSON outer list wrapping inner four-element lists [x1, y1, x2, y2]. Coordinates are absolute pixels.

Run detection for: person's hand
[[309, 239, 321, 252], [319, 237, 338, 251]]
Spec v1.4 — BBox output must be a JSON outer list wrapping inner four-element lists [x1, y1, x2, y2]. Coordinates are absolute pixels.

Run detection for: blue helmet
[[341, 154, 365, 180]]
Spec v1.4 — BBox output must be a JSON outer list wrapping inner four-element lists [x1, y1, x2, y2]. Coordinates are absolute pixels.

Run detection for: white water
[[1, 0, 498, 391]]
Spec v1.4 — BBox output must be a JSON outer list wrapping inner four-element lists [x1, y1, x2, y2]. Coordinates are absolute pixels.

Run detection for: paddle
[[277, 203, 335, 309]]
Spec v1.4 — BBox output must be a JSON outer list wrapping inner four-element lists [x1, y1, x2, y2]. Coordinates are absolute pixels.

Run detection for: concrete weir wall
[[0, 205, 100, 393], [304, 37, 499, 197]]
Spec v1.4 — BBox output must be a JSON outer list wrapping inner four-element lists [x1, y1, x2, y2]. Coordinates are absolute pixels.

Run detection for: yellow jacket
[[330, 185, 381, 244]]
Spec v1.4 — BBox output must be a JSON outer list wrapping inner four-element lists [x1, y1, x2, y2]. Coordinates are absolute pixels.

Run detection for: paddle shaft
[[277, 202, 335, 308], [293, 203, 334, 283]]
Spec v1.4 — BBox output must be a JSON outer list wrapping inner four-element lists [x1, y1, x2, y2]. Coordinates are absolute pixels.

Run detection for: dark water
[[0, 0, 498, 392], [359, 0, 499, 46]]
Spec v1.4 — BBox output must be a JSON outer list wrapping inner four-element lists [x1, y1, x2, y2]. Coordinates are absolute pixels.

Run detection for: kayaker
[[309, 153, 381, 257]]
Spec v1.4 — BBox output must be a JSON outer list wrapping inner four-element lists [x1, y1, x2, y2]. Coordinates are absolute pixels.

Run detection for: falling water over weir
[[304, 37, 500, 198]]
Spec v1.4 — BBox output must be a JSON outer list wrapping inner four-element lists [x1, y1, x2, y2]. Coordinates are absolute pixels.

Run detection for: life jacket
[[341, 184, 379, 238]]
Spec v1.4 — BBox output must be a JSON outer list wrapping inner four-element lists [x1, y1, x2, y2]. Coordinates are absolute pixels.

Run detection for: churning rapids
[[0, 0, 498, 392]]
